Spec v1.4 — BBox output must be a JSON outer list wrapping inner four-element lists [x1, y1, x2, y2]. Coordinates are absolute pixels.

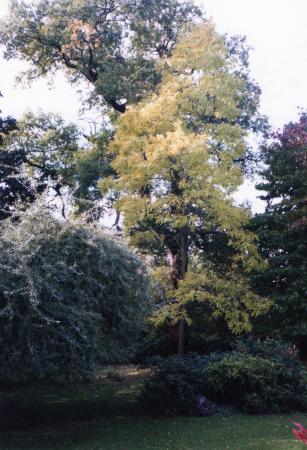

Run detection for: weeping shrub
[[0, 206, 152, 384]]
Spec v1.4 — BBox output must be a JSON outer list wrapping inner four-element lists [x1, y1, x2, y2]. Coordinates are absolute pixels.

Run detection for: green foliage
[[0, 92, 16, 145], [74, 130, 116, 216], [173, 269, 269, 334], [138, 301, 236, 360], [0, 5, 270, 354], [233, 336, 299, 360], [101, 23, 269, 346], [0, 0, 201, 112], [201, 351, 307, 414], [141, 266, 270, 359], [0, 110, 117, 220], [140, 355, 206, 415], [130, 0, 201, 57], [0, 95, 35, 220], [0, 111, 81, 219], [0, 143, 35, 220], [13, 111, 79, 189], [251, 113, 307, 354], [0, 205, 152, 384], [141, 340, 307, 415]]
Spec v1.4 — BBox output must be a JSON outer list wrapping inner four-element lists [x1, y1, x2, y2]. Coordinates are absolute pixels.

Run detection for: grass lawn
[[1, 366, 306, 450]]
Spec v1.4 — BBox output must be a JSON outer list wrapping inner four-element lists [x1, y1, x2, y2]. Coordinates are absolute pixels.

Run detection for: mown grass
[[1, 365, 306, 450], [2, 415, 307, 450]]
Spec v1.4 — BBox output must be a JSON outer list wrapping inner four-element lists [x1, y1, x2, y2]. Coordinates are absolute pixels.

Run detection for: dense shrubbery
[[141, 340, 307, 415], [201, 352, 307, 413], [0, 207, 152, 384], [140, 355, 206, 415]]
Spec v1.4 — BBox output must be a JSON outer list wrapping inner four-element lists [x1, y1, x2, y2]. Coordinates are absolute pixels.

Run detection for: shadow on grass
[[0, 365, 149, 431]]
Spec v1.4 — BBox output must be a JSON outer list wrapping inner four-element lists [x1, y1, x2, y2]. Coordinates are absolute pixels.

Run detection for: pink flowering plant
[[292, 423, 307, 445]]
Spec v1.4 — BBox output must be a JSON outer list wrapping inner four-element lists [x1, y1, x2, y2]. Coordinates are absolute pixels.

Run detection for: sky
[[0, 0, 306, 213]]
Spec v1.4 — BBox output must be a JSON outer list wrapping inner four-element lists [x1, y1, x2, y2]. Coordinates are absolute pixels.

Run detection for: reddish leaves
[[292, 422, 307, 445]]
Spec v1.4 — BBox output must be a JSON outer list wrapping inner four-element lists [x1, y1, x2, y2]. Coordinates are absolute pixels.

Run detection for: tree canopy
[[0, 111, 81, 219], [0, 92, 16, 144], [0, 94, 36, 220], [0, 0, 201, 112]]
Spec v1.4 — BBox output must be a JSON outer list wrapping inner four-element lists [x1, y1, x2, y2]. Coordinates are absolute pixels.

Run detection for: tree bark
[[168, 231, 188, 356], [178, 317, 185, 356]]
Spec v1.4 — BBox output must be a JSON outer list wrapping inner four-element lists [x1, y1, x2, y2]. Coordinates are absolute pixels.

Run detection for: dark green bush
[[140, 355, 206, 415], [141, 341, 307, 415], [233, 337, 298, 360], [201, 351, 307, 413]]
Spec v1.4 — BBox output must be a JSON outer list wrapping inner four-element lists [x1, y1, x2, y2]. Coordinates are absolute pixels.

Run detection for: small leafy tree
[[0, 205, 152, 383]]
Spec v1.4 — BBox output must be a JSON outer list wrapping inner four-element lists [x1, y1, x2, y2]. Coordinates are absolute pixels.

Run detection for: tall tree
[[101, 23, 269, 355], [252, 114, 307, 355], [0, 0, 201, 113]]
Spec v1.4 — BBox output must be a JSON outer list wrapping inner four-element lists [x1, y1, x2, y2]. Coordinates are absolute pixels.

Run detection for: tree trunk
[[178, 317, 185, 356], [167, 232, 188, 356]]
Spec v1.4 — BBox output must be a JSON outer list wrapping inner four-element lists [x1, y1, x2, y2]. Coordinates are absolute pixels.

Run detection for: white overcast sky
[[0, 0, 306, 213]]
